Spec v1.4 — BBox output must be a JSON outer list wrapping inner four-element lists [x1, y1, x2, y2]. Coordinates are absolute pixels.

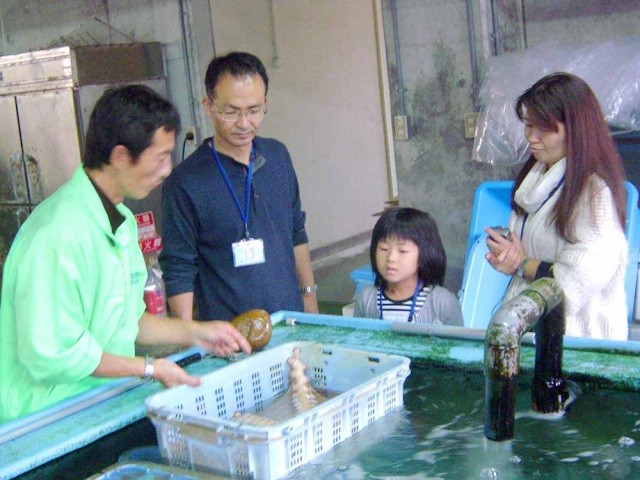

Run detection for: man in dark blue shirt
[[159, 52, 318, 320]]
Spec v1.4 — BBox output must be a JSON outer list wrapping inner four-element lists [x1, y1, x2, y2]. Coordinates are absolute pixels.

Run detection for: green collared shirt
[[0, 166, 147, 422]]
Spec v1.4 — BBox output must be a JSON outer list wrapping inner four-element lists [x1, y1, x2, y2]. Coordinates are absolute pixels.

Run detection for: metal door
[[16, 88, 82, 202]]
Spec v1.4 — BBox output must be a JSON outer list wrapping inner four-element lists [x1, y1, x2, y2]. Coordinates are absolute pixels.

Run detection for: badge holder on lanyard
[[211, 143, 265, 267], [378, 280, 422, 322]]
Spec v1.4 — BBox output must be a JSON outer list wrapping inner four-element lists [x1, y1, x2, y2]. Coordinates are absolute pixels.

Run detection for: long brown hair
[[512, 72, 626, 242]]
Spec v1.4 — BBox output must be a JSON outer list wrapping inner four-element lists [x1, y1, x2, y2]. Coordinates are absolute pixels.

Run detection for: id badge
[[232, 238, 265, 267]]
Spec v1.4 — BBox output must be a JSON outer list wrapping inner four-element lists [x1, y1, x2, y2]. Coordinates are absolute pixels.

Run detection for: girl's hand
[[484, 227, 526, 275]]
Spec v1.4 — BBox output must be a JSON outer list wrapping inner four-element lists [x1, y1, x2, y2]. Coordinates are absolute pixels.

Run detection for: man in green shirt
[[0, 85, 251, 422]]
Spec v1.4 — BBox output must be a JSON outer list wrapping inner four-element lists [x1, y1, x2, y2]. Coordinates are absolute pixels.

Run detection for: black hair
[[204, 51, 269, 98], [83, 84, 180, 169], [369, 208, 447, 288]]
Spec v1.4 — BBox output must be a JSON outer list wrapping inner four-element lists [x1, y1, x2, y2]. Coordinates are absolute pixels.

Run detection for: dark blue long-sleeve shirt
[[159, 136, 308, 319]]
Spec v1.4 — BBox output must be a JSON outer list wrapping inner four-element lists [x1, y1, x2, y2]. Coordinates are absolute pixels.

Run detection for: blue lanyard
[[520, 175, 565, 239], [210, 142, 254, 239], [378, 280, 423, 322]]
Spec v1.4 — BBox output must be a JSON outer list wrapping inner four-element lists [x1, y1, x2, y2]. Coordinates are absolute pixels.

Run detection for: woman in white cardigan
[[484, 72, 629, 340]]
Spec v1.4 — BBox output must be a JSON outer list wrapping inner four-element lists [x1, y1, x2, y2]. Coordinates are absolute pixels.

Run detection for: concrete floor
[[314, 248, 369, 306]]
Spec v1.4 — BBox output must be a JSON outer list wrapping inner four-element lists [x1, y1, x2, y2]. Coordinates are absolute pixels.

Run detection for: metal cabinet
[[0, 44, 167, 287]]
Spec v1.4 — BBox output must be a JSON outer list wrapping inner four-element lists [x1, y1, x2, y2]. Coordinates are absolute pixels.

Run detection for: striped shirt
[[378, 285, 432, 322]]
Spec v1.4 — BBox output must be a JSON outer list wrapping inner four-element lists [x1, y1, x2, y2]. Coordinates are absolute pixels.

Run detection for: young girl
[[354, 208, 463, 325]]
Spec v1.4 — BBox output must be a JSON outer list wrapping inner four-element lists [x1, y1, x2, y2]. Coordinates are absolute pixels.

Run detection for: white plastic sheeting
[[473, 36, 640, 165]]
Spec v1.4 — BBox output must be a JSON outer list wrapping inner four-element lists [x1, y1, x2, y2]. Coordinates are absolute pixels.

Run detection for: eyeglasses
[[212, 104, 266, 123]]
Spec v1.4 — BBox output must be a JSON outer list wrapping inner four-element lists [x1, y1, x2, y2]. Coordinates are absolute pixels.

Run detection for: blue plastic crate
[[465, 180, 512, 260], [349, 264, 375, 296]]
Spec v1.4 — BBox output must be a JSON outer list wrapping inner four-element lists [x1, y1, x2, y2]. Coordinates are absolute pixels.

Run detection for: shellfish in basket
[[230, 308, 273, 350], [232, 346, 327, 426], [287, 346, 326, 413]]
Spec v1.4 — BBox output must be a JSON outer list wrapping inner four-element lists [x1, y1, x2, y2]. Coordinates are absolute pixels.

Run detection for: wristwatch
[[144, 356, 155, 380], [516, 258, 529, 277], [300, 284, 318, 294]]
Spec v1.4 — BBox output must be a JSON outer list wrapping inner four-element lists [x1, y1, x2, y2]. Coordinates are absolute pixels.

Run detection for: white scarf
[[514, 157, 567, 214]]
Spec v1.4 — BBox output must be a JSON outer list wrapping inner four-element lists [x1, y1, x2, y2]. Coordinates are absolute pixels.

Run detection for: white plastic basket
[[146, 341, 411, 479]]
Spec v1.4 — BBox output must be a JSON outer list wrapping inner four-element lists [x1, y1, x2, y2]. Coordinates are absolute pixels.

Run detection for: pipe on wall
[[389, 0, 406, 116], [488, 0, 528, 56], [268, 0, 281, 68], [465, 0, 480, 107]]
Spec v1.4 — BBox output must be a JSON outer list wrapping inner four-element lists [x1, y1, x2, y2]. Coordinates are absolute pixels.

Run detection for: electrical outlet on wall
[[393, 115, 411, 141], [185, 126, 197, 144], [179, 126, 197, 162], [464, 113, 478, 139]]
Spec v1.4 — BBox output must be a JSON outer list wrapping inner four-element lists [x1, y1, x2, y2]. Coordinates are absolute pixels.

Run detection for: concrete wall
[[0, 0, 391, 253], [380, 0, 516, 288], [524, 0, 640, 45], [381, 0, 640, 289], [3, 0, 640, 285]]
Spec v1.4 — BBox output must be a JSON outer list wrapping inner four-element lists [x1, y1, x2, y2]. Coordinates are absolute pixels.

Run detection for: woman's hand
[[187, 320, 252, 357], [485, 226, 526, 275]]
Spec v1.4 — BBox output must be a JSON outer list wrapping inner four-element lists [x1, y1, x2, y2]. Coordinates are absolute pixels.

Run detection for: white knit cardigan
[[505, 159, 628, 340]]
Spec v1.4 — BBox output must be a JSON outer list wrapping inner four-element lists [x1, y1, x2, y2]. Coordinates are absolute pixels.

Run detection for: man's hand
[[151, 357, 202, 388], [188, 320, 252, 357]]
